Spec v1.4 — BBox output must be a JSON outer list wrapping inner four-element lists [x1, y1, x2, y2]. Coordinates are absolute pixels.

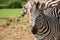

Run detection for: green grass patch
[[0, 9, 22, 18]]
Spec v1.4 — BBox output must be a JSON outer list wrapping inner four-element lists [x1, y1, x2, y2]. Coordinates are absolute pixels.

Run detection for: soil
[[0, 14, 35, 40]]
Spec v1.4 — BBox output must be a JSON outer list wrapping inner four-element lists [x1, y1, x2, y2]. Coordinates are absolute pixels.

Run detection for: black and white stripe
[[45, 0, 60, 8]]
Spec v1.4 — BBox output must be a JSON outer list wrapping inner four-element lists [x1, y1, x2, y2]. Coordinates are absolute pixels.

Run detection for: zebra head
[[30, 1, 45, 33], [21, 1, 32, 17]]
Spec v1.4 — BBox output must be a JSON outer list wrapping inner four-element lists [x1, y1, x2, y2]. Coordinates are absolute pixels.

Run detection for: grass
[[0, 9, 22, 18]]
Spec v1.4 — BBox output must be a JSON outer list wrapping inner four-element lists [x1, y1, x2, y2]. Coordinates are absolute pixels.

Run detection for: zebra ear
[[28, 1, 36, 7], [36, 1, 40, 9], [41, 3, 45, 9], [39, 3, 45, 10]]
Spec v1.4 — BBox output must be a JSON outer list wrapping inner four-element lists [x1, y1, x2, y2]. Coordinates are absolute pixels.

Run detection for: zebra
[[21, 0, 38, 25], [30, 1, 60, 40]]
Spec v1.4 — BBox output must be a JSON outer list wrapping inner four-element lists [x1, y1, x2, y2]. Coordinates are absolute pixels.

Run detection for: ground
[[0, 14, 35, 40]]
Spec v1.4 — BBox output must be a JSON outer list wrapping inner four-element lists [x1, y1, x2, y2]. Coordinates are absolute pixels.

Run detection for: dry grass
[[0, 14, 35, 40]]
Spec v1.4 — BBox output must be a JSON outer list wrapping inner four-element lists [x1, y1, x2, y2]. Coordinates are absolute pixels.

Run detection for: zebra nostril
[[31, 26, 38, 34]]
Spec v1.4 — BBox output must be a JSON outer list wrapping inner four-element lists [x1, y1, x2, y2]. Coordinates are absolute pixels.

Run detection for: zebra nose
[[31, 26, 38, 34]]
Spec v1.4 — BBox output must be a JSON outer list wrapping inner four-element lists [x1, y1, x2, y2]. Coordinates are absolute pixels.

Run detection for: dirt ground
[[0, 14, 35, 40]]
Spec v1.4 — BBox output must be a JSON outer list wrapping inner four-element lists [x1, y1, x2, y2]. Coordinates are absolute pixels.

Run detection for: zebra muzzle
[[31, 25, 38, 34]]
